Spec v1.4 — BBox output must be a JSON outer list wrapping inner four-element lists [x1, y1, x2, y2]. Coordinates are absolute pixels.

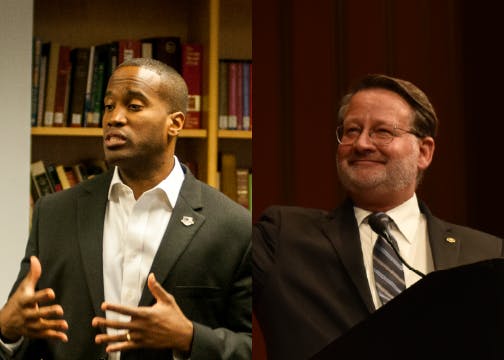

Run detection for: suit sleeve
[[252, 206, 282, 305], [0, 198, 45, 360], [189, 240, 252, 359]]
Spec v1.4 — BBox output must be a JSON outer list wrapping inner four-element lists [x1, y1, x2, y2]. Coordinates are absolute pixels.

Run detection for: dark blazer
[[253, 199, 503, 360], [4, 167, 251, 360]]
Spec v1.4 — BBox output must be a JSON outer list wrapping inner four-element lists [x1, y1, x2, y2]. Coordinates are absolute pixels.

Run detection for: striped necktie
[[371, 215, 406, 306]]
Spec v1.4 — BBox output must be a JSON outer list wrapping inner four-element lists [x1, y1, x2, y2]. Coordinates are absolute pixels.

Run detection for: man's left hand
[[92, 273, 194, 354]]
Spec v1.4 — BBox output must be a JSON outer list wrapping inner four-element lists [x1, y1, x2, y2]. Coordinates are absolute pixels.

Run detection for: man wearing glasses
[[253, 74, 503, 360]]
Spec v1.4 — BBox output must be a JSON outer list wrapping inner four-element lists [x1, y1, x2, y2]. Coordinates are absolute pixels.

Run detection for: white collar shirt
[[103, 156, 184, 359], [354, 194, 435, 309]]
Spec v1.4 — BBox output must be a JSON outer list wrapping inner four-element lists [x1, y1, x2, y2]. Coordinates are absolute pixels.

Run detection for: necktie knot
[[367, 212, 393, 234]]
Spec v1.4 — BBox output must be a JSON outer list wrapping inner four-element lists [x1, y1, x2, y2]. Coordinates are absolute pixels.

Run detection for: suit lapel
[[138, 172, 205, 306], [318, 199, 461, 313], [321, 200, 375, 312], [76, 171, 113, 317], [420, 202, 461, 270]]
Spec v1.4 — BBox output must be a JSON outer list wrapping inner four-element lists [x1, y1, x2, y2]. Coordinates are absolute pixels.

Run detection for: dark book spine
[[68, 47, 91, 127], [45, 163, 63, 192]]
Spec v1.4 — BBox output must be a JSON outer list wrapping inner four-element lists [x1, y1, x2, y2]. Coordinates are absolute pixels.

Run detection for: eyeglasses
[[336, 123, 420, 147]]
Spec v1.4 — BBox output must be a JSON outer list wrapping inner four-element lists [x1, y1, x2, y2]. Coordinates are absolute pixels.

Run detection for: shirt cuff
[[0, 336, 23, 356], [173, 350, 190, 360]]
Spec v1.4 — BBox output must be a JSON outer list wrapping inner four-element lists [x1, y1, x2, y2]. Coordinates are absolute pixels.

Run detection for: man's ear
[[167, 111, 185, 136], [418, 136, 435, 171]]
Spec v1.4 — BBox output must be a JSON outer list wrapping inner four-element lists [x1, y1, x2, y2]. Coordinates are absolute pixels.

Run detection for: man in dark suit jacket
[[253, 74, 503, 360], [0, 58, 251, 359]]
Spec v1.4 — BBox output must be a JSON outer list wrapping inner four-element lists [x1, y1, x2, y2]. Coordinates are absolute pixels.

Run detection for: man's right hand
[[0, 256, 68, 343]]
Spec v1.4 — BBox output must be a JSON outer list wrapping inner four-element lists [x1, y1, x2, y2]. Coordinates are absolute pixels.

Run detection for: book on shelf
[[51, 160, 108, 190], [88, 42, 118, 127], [236, 168, 250, 209], [30, 160, 54, 201], [82, 45, 96, 127], [68, 47, 91, 127], [43, 42, 61, 126], [117, 39, 142, 64], [31, 38, 43, 127], [32, 38, 207, 129], [55, 165, 72, 190], [36, 42, 50, 126], [101, 42, 119, 78], [64, 166, 79, 187], [182, 43, 203, 129], [142, 41, 153, 58], [227, 61, 239, 130], [85, 44, 110, 127], [219, 153, 237, 202], [72, 163, 89, 183], [242, 62, 251, 131], [218, 60, 252, 131], [85, 159, 108, 178], [52, 45, 72, 127], [249, 63, 253, 130], [143, 36, 182, 73], [45, 163, 63, 192], [218, 60, 229, 130], [236, 62, 244, 130]]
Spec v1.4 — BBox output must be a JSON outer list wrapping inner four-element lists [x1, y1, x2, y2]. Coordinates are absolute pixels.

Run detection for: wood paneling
[[253, 0, 503, 358]]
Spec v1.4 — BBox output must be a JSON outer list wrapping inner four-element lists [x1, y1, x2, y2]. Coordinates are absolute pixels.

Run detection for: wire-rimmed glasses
[[336, 123, 420, 146]]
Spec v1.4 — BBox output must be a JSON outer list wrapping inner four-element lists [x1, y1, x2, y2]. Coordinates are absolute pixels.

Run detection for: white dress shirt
[[354, 194, 435, 309], [103, 156, 184, 360]]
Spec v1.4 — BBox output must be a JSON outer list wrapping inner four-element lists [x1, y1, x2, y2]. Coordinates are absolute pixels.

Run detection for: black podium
[[311, 258, 504, 359]]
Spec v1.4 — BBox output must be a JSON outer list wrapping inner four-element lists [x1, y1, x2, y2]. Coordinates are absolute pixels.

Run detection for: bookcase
[[31, 0, 251, 192]]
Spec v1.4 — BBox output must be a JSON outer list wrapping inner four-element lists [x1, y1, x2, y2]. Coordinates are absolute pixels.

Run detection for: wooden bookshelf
[[31, 0, 251, 189], [32, 127, 208, 138], [219, 130, 252, 139]]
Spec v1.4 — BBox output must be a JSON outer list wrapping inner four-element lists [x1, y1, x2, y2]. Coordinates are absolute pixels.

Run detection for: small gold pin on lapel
[[445, 237, 457, 244], [181, 216, 195, 226]]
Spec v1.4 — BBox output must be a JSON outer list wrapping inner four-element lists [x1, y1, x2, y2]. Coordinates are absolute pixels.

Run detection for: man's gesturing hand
[[0, 256, 68, 342], [93, 273, 194, 354]]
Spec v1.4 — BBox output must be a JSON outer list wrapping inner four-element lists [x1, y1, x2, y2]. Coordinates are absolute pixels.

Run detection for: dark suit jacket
[[253, 199, 503, 360], [4, 167, 251, 360]]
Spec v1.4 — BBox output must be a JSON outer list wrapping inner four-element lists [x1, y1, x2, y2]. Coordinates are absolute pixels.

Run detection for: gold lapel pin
[[445, 237, 456, 244]]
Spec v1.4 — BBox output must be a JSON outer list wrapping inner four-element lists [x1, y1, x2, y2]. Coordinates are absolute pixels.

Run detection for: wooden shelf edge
[[218, 130, 252, 139], [31, 127, 208, 138], [31, 127, 102, 137], [180, 129, 208, 138]]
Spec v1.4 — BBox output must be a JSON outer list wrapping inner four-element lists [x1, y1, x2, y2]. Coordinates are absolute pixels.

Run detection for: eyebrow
[[104, 89, 150, 104]]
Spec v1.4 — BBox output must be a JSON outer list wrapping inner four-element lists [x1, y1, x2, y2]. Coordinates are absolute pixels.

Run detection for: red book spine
[[118, 39, 142, 64], [236, 62, 244, 130], [227, 62, 238, 129], [53, 46, 72, 127], [182, 44, 203, 129]]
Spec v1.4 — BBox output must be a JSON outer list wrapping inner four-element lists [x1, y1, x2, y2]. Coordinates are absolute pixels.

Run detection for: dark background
[[252, 0, 504, 358]]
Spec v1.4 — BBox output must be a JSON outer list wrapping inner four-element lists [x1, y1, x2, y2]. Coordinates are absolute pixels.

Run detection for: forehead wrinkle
[[108, 69, 161, 94]]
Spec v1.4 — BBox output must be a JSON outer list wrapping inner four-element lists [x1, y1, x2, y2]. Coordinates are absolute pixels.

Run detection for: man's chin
[[341, 168, 383, 184], [103, 153, 125, 168]]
